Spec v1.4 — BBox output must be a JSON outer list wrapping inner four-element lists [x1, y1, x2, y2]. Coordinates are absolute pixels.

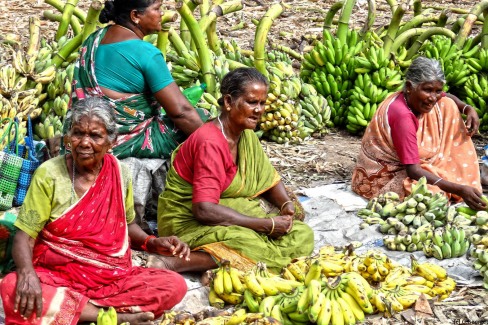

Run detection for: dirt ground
[[1, 0, 488, 323]]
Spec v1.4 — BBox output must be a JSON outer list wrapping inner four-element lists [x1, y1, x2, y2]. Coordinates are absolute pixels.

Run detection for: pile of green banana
[[383, 223, 434, 252], [301, 29, 362, 128], [464, 74, 488, 131], [221, 39, 254, 68], [347, 46, 402, 134], [90, 307, 120, 325], [297, 84, 332, 138], [166, 49, 201, 88], [469, 247, 488, 290], [34, 114, 64, 140], [422, 224, 470, 260]]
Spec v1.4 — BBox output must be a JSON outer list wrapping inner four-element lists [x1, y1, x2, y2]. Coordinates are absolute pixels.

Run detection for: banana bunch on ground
[[34, 113, 64, 140], [423, 224, 470, 259], [301, 29, 362, 128], [383, 223, 434, 252], [463, 74, 488, 131], [161, 309, 280, 325], [90, 307, 119, 325], [347, 250, 399, 283], [297, 84, 332, 138], [470, 247, 488, 290], [258, 61, 305, 144], [409, 255, 456, 299]]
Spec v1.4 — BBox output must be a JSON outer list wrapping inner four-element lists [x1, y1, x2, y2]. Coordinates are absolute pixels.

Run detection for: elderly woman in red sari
[[352, 57, 484, 210], [156, 68, 314, 273], [0, 98, 191, 324]]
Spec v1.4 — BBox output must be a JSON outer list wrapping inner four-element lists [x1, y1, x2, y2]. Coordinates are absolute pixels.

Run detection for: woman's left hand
[[150, 236, 191, 261], [280, 202, 295, 217], [464, 106, 480, 136]]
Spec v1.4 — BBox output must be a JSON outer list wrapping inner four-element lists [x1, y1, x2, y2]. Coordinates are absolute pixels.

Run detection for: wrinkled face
[[69, 116, 112, 170], [136, 0, 163, 34], [406, 80, 444, 115], [227, 82, 268, 131]]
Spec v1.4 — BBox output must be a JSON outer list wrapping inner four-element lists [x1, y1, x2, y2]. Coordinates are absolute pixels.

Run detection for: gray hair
[[404, 57, 446, 90], [67, 97, 117, 142]]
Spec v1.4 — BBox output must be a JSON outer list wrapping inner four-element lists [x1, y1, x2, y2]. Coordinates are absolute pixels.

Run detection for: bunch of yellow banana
[[211, 262, 246, 306], [0, 65, 24, 97], [423, 224, 470, 260], [470, 247, 488, 290], [348, 250, 398, 283], [90, 307, 118, 325], [410, 255, 447, 283], [33, 113, 64, 140], [0, 118, 27, 147]]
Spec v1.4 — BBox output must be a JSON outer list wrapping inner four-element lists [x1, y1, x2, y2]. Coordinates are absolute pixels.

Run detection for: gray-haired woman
[[2, 97, 191, 324], [352, 56, 484, 209]]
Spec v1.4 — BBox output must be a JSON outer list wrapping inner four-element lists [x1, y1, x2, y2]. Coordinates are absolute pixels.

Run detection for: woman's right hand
[[15, 269, 43, 319], [268, 215, 293, 239], [458, 185, 486, 210]]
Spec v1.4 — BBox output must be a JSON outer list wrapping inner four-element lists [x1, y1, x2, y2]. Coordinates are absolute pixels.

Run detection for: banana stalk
[[482, 8, 488, 49], [27, 17, 41, 57], [390, 28, 427, 56], [56, 0, 80, 41], [382, 4, 406, 56], [157, 24, 171, 56], [161, 11, 179, 25], [451, 17, 465, 34], [322, 1, 343, 32], [454, 0, 488, 49], [253, 3, 283, 78], [176, 1, 216, 95], [270, 43, 302, 60], [413, 0, 422, 16], [43, 10, 82, 36], [336, 0, 356, 45], [406, 27, 456, 60], [385, 0, 398, 15], [52, 33, 83, 67], [361, 0, 376, 36], [44, 0, 86, 23], [437, 9, 449, 28], [205, 0, 225, 55], [168, 27, 189, 56], [397, 14, 440, 36], [200, 0, 210, 17], [82, 0, 103, 41], [180, 0, 201, 47]]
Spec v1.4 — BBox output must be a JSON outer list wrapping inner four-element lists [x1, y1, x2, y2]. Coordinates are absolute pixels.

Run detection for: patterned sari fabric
[[72, 27, 209, 159], [0, 155, 186, 324], [352, 92, 481, 200], [158, 130, 314, 272]]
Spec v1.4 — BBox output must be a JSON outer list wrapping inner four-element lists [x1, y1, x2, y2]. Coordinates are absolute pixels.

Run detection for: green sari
[[72, 27, 209, 159], [157, 129, 314, 272]]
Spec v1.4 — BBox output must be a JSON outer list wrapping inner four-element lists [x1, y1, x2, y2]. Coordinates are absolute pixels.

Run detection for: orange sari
[[352, 92, 480, 200]]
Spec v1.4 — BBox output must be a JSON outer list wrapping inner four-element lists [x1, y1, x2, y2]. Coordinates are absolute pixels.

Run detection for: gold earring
[[135, 20, 140, 24], [226, 106, 231, 111]]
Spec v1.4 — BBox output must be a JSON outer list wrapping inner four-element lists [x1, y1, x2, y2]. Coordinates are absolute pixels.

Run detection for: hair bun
[[99, 0, 116, 23]]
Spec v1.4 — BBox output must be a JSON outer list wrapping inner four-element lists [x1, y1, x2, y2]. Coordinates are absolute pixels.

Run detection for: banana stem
[[27, 17, 41, 56], [43, 10, 82, 36], [482, 8, 488, 49], [254, 3, 283, 78], [52, 33, 83, 67], [361, 0, 376, 36], [454, 0, 488, 48], [271, 43, 303, 60], [323, 1, 343, 32], [227, 59, 247, 70], [82, 0, 103, 41], [56, 0, 80, 41], [168, 27, 189, 55], [385, 0, 398, 15], [451, 17, 464, 34], [413, 0, 422, 16], [200, 0, 210, 17], [390, 28, 427, 55], [406, 27, 456, 60], [176, 1, 216, 95], [180, 0, 200, 47], [207, 20, 221, 54], [44, 0, 86, 23], [437, 9, 450, 27], [382, 4, 406, 55], [157, 24, 171, 56], [397, 13, 438, 36], [336, 0, 357, 45]]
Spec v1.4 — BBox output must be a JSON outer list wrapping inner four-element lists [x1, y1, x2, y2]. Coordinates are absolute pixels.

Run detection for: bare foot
[[118, 312, 154, 325], [146, 254, 173, 270]]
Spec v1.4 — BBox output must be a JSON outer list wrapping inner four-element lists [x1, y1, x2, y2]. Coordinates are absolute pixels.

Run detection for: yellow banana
[[209, 288, 225, 309], [330, 297, 345, 325], [217, 292, 244, 305], [227, 309, 247, 325], [336, 295, 357, 325], [308, 291, 326, 323], [243, 271, 265, 298], [229, 267, 245, 294], [305, 260, 322, 286], [338, 290, 365, 321], [317, 296, 332, 325], [213, 268, 225, 295], [223, 267, 234, 294], [257, 275, 280, 296]]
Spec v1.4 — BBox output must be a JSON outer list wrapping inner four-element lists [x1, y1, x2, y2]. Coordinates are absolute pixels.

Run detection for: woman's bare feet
[[118, 312, 154, 325], [146, 252, 217, 273]]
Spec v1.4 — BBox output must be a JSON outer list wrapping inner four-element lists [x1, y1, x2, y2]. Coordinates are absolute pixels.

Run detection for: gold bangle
[[280, 200, 293, 213], [268, 218, 275, 235]]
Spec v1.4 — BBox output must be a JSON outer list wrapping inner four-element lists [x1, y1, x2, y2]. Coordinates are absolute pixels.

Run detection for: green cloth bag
[[0, 119, 23, 211]]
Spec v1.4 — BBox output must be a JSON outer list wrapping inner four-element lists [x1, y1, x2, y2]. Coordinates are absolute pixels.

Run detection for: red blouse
[[173, 122, 237, 203]]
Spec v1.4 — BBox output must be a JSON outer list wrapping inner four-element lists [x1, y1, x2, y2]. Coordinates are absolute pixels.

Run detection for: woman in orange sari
[[1, 98, 190, 324], [352, 57, 484, 210]]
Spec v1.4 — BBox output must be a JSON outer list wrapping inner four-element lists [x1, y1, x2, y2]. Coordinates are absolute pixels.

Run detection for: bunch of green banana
[[198, 90, 220, 118], [423, 224, 470, 260], [463, 74, 488, 131], [34, 113, 64, 140], [167, 49, 201, 87], [301, 29, 363, 127], [266, 50, 292, 64], [297, 89, 332, 137], [383, 224, 434, 252], [469, 247, 488, 290], [221, 39, 254, 68], [347, 250, 399, 283], [90, 307, 118, 325], [475, 48, 488, 73]]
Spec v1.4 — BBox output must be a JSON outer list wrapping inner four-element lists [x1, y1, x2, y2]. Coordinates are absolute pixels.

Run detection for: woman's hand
[[280, 202, 295, 217], [150, 236, 191, 261], [458, 185, 486, 210], [464, 106, 480, 136], [15, 269, 43, 319], [268, 215, 293, 239]]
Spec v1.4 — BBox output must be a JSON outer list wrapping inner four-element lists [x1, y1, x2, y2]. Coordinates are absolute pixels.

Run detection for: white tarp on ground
[[174, 183, 484, 313]]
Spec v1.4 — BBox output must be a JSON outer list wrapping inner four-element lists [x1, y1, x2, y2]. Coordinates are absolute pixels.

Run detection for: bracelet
[[268, 218, 275, 235], [462, 104, 470, 115], [280, 200, 293, 213], [433, 177, 443, 186], [141, 235, 156, 252]]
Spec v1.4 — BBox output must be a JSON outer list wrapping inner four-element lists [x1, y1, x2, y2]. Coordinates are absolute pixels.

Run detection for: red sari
[[1, 154, 186, 324]]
